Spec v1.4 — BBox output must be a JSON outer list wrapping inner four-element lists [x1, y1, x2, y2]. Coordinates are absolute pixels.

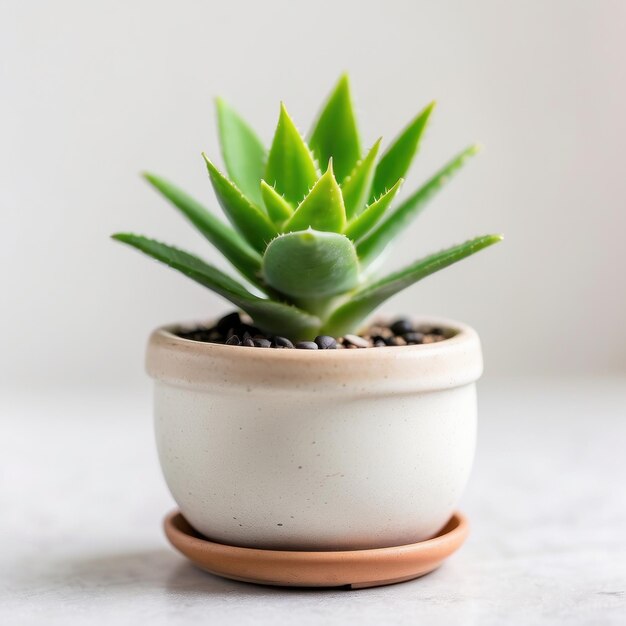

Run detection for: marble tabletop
[[1, 377, 625, 625]]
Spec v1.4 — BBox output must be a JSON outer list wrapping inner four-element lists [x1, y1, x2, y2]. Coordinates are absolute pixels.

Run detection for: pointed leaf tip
[[358, 144, 480, 264], [309, 74, 361, 182], [341, 137, 382, 218], [265, 103, 318, 205], [141, 172, 264, 286], [370, 101, 436, 202], [203, 154, 278, 253], [214, 99, 266, 206], [260, 180, 293, 225], [344, 177, 403, 242], [283, 164, 346, 233]]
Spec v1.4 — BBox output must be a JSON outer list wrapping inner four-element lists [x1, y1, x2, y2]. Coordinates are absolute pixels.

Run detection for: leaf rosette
[[113, 75, 502, 339]]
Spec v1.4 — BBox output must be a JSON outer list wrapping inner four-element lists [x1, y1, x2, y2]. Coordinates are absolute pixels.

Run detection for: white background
[[2, 0, 625, 388], [2, 4, 626, 623]]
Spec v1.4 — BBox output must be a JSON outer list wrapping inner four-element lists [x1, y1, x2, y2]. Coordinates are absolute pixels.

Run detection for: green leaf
[[324, 234, 503, 336], [111, 234, 321, 338], [143, 173, 263, 288], [262, 230, 360, 299], [260, 180, 293, 225], [283, 161, 346, 233], [203, 155, 278, 253], [344, 178, 403, 242], [265, 103, 319, 205], [215, 98, 266, 206], [341, 138, 381, 219], [308, 74, 361, 182], [357, 144, 480, 265], [370, 101, 436, 202]]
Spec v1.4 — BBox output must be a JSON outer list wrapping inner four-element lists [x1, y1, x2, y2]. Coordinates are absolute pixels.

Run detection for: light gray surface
[[2, 0, 626, 388], [2, 377, 625, 625]]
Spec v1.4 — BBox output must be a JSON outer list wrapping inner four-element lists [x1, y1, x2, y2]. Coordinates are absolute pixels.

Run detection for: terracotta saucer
[[164, 511, 468, 589]]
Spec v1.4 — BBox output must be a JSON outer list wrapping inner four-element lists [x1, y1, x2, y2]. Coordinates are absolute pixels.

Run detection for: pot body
[[147, 318, 482, 550]]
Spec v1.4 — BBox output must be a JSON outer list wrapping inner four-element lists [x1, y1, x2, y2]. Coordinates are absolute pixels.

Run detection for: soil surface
[[176, 312, 449, 349]]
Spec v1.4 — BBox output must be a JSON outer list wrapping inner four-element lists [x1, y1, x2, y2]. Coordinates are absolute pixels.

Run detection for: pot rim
[[146, 315, 483, 393]]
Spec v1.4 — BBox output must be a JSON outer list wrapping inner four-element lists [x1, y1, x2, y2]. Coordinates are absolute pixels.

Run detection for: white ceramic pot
[[147, 317, 482, 551]]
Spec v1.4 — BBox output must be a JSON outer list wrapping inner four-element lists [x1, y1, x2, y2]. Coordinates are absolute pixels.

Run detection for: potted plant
[[113, 75, 501, 586]]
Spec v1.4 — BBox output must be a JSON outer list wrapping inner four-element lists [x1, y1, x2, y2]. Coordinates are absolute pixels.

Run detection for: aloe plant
[[113, 75, 502, 339]]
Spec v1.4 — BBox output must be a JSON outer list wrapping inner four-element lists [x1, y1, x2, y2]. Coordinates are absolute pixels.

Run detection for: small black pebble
[[241, 325, 261, 337], [390, 318, 413, 335], [374, 339, 387, 347], [242, 337, 255, 347], [216, 312, 241, 333], [225, 335, 241, 346], [253, 338, 271, 348], [296, 341, 318, 350], [242, 331, 252, 342], [403, 332, 424, 344], [314, 335, 337, 349], [273, 336, 294, 349]]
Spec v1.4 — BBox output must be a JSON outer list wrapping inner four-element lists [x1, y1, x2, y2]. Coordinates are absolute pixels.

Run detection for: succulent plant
[[113, 75, 502, 339]]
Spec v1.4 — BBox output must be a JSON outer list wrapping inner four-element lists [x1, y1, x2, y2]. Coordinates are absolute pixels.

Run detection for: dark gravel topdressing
[[177, 312, 450, 349]]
